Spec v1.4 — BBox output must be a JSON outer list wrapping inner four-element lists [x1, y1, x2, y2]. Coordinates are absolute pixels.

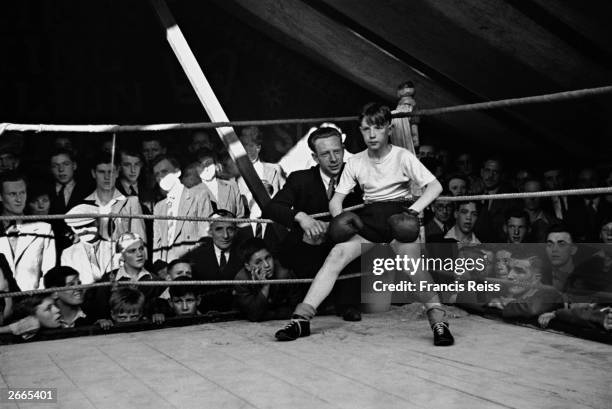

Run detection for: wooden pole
[[150, 0, 270, 208]]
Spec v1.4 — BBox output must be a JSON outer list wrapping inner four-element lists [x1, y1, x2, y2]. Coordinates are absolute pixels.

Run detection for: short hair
[[209, 209, 236, 219], [150, 154, 180, 171], [43, 266, 80, 289], [10, 295, 49, 321], [195, 148, 218, 164], [181, 161, 201, 175], [49, 148, 76, 163], [456, 200, 480, 213], [118, 144, 145, 162], [239, 237, 268, 264], [446, 173, 469, 186], [545, 224, 574, 242], [307, 126, 343, 153], [167, 258, 192, 273], [239, 126, 262, 145], [481, 156, 504, 170], [141, 135, 166, 147], [397, 80, 415, 90], [358, 102, 392, 126], [109, 287, 145, 314], [26, 182, 52, 203], [0, 171, 27, 190], [504, 208, 530, 224], [91, 152, 119, 170], [169, 276, 200, 298]]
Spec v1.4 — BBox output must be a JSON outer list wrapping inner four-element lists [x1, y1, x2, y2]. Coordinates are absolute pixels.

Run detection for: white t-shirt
[[335, 145, 435, 202]]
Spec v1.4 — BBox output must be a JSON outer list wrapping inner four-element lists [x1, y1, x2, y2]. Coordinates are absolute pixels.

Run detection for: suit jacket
[[262, 164, 363, 229], [234, 223, 287, 256], [191, 178, 245, 217], [425, 219, 448, 242], [153, 185, 213, 263], [49, 180, 91, 215], [183, 237, 242, 312], [474, 184, 519, 242], [82, 190, 147, 243], [565, 196, 612, 242], [0, 222, 56, 290]]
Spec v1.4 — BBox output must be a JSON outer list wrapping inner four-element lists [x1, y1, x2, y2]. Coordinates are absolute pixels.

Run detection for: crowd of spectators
[[0, 119, 611, 342]]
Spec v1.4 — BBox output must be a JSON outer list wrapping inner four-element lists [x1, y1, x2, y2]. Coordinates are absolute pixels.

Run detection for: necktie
[[57, 184, 66, 212], [219, 250, 227, 270], [255, 223, 263, 239], [129, 185, 138, 196], [326, 177, 336, 200]]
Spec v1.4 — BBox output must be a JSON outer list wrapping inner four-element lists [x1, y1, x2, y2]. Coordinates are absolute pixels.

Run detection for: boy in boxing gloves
[[275, 102, 454, 346]]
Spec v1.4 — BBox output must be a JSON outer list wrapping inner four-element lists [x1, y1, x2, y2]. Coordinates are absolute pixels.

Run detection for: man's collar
[[115, 266, 152, 281], [85, 188, 126, 204], [444, 226, 479, 244], [56, 179, 75, 191], [59, 308, 87, 328]]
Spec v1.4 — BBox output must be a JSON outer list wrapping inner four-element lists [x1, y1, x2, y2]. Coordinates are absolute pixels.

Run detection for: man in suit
[[82, 153, 147, 251], [565, 168, 612, 242], [425, 194, 454, 242], [49, 149, 91, 214], [115, 145, 157, 259], [262, 126, 363, 321], [184, 209, 243, 312], [234, 221, 287, 257], [0, 171, 56, 290], [238, 126, 284, 218], [49, 148, 92, 254], [190, 148, 245, 217], [152, 154, 214, 264], [474, 157, 518, 242], [541, 165, 570, 221]]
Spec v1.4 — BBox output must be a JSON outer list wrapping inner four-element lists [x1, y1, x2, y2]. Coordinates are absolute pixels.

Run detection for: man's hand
[[295, 212, 328, 239], [538, 312, 556, 328], [251, 266, 268, 281]]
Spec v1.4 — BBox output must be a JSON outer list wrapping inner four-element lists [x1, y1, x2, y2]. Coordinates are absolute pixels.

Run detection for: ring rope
[[0, 273, 365, 298], [3, 271, 608, 302], [1, 85, 610, 134], [1, 186, 611, 223]]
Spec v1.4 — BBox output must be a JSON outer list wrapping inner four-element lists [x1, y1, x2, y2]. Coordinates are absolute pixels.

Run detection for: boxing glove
[[328, 211, 364, 243], [388, 209, 420, 243]]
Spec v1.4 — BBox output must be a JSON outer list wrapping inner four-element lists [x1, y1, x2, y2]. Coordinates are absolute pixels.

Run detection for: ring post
[[150, 0, 271, 208]]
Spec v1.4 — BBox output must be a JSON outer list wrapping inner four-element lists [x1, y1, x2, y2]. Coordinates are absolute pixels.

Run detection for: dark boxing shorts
[[356, 200, 414, 243]]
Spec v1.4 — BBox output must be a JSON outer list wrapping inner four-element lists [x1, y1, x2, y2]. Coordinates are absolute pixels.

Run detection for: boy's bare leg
[[295, 235, 371, 318], [390, 240, 446, 325]]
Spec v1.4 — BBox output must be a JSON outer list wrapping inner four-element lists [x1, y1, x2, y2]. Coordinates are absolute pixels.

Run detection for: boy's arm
[[408, 180, 442, 213], [329, 192, 347, 217]]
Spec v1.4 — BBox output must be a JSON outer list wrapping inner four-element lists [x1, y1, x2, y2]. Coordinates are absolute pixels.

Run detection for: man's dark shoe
[[431, 321, 454, 346], [275, 316, 311, 341], [342, 307, 362, 322]]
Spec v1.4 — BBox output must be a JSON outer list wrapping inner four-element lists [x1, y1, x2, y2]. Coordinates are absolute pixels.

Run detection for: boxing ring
[[1, 308, 610, 409], [1, 2, 612, 407]]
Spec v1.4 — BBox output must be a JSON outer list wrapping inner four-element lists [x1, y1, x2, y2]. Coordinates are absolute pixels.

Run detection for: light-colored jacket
[[0, 222, 56, 290], [153, 186, 213, 263]]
